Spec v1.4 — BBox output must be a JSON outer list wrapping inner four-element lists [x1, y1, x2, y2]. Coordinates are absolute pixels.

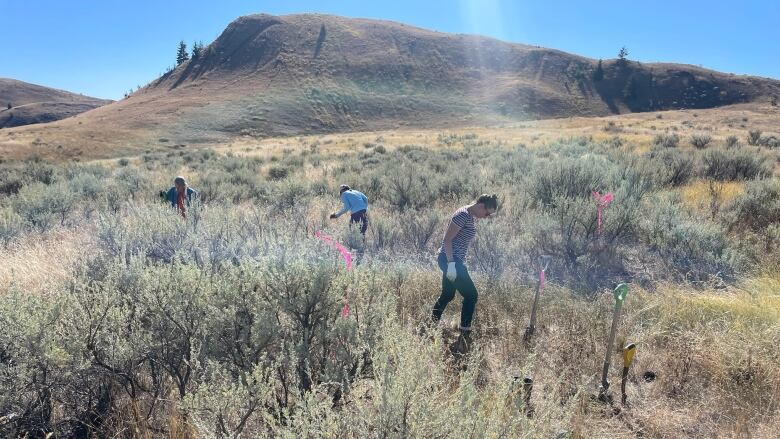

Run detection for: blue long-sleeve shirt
[[335, 190, 368, 217], [165, 186, 197, 206]]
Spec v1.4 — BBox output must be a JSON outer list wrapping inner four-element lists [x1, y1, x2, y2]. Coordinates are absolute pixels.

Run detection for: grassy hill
[[2, 13, 779, 160], [0, 78, 111, 128]]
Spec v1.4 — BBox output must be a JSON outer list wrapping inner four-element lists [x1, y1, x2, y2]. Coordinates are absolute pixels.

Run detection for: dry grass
[[2, 102, 779, 162], [0, 227, 89, 294], [385, 267, 780, 437], [680, 180, 746, 213]]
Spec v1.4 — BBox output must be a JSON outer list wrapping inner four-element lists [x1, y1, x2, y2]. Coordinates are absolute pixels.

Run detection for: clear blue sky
[[3, 0, 778, 100]]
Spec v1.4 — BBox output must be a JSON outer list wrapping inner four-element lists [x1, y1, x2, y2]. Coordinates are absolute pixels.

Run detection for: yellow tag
[[623, 343, 637, 367]]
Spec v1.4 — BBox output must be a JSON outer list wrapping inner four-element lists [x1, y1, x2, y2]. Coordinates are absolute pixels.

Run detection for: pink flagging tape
[[315, 231, 353, 317], [341, 301, 351, 318], [591, 191, 614, 235], [539, 269, 546, 291], [315, 231, 353, 270]]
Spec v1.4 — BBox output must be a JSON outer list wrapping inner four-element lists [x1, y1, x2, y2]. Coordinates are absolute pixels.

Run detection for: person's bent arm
[[333, 194, 351, 217]]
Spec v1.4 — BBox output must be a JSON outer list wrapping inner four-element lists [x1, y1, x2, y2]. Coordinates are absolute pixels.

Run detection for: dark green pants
[[432, 253, 478, 330]]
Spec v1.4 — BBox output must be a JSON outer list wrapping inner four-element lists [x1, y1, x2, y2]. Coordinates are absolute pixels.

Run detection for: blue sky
[[3, 0, 778, 100]]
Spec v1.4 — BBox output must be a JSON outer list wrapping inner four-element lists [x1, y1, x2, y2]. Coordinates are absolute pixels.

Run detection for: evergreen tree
[[191, 41, 204, 59], [592, 59, 604, 81], [176, 41, 189, 65], [617, 46, 629, 67]]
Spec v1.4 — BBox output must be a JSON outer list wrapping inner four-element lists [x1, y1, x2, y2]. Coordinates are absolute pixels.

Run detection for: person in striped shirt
[[432, 193, 498, 354]]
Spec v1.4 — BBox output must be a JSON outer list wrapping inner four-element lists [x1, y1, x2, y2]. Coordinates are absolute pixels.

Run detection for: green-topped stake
[[599, 283, 629, 400]]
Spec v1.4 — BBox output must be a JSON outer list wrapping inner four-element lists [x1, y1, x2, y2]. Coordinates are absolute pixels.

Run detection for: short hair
[[339, 184, 351, 193], [174, 176, 187, 185], [476, 193, 498, 210]]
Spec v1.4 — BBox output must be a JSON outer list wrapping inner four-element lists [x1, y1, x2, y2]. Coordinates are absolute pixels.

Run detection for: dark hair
[[339, 184, 351, 193], [476, 193, 498, 210]]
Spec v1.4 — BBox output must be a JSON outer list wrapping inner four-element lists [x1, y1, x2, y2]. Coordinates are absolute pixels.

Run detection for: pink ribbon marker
[[315, 231, 353, 270], [539, 269, 546, 291], [591, 191, 614, 236], [315, 231, 353, 317]]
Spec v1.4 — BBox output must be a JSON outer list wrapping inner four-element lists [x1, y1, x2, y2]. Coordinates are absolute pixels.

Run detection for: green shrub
[[398, 209, 441, 252], [0, 166, 26, 196], [747, 129, 761, 146], [13, 182, 76, 231], [382, 161, 438, 212], [653, 133, 680, 148], [527, 157, 615, 208], [113, 166, 147, 200], [271, 179, 311, 211], [63, 163, 110, 181], [22, 158, 57, 185], [690, 134, 713, 149], [758, 134, 780, 148], [0, 207, 23, 243], [700, 147, 772, 181], [642, 196, 732, 279], [67, 172, 104, 199], [725, 135, 740, 148], [644, 148, 696, 187], [524, 158, 651, 289], [723, 180, 780, 233], [0, 159, 58, 196], [2, 134, 777, 437], [267, 165, 290, 180]]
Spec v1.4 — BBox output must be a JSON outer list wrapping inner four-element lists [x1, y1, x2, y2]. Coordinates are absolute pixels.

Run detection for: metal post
[[524, 255, 551, 341], [600, 284, 629, 396]]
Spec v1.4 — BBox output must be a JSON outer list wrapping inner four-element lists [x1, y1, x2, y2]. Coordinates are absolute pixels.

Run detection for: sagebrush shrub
[[0, 207, 23, 244], [382, 160, 437, 212], [267, 165, 290, 180], [644, 148, 696, 187], [758, 134, 780, 148], [725, 135, 740, 148], [723, 179, 780, 233], [700, 147, 772, 181], [690, 134, 713, 149], [642, 195, 733, 279], [12, 182, 76, 231], [653, 133, 680, 148], [747, 129, 761, 146]]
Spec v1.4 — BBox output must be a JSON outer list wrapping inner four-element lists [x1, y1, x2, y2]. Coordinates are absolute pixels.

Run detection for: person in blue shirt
[[330, 185, 369, 236], [164, 176, 198, 218]]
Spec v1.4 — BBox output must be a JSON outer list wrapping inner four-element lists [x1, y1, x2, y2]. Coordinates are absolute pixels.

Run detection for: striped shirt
[[438, 207, 476, 261]]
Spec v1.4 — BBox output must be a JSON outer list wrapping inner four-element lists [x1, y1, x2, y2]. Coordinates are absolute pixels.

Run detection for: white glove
[[446, 262, 457, 282]]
